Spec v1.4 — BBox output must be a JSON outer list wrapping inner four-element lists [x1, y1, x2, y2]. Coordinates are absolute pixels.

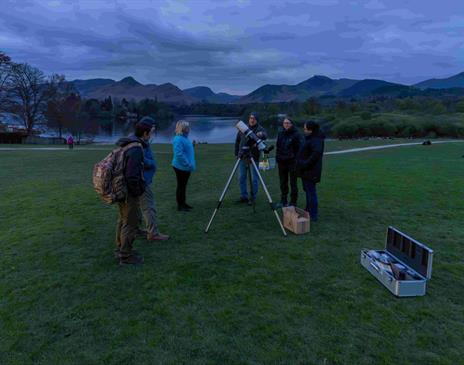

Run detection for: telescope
[[235, 121, 274, 154]]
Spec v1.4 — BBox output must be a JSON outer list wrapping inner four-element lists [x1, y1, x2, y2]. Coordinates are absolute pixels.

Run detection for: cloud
[[0, 0, 463, 93]]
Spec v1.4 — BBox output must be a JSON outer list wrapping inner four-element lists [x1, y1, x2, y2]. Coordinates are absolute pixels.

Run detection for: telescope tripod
[[205, 149, 287, 236]]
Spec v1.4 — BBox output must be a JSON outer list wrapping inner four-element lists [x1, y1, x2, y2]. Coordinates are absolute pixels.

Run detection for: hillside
[[414, 71, 464, 90]]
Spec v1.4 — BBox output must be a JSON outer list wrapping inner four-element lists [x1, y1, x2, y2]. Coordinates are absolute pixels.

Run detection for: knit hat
[[137, 116, 156, 128], [249, 112, 259, 123]]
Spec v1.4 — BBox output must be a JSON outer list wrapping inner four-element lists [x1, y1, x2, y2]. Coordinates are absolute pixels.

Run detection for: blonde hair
[[175, 120, 190, 135]]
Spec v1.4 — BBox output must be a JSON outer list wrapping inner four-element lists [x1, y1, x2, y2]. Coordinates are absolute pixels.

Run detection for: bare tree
[[44, 82, 78, 138], [0, 51, 12, 112], [7, 63, 64, 134]]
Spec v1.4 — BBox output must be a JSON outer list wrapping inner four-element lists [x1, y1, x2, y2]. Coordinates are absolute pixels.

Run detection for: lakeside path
[[0, 140, 463, 154], [325, 140, 464, 155]]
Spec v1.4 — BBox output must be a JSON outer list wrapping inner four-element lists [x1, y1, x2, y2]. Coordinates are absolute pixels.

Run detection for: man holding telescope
[[234, 112, 267, 205]]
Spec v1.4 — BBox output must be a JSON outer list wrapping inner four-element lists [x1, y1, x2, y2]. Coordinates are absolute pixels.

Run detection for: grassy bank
[[1, 141, 463, 364]]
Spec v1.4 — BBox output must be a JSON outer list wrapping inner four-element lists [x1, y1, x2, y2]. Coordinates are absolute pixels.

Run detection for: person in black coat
[[296, 121, 325, 221], [276, 118, 301, 206]]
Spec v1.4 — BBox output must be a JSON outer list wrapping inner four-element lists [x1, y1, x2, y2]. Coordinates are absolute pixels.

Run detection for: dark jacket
[[276, 126, 301, 163], [296, 132, 325, 183], [234, 123, 267, 161], [116, 136, 146, 197]]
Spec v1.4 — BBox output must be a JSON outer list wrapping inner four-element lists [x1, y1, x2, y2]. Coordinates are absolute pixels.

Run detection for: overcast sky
[[1, 0, 463, 94]]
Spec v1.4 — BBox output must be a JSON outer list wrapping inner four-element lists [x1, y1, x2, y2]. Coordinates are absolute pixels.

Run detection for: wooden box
[[282, 206, 310, 234]]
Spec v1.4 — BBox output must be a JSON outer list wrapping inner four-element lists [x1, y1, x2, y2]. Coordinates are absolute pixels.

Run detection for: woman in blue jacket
[[172, 120, 196, 211]]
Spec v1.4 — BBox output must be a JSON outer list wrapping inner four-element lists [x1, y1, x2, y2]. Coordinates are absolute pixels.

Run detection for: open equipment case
[[360, 227, 434, 297]]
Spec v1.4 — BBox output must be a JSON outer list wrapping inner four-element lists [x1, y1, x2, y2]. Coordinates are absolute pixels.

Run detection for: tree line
[[0, 51, 174, 139], [2, 50, 463, 139]]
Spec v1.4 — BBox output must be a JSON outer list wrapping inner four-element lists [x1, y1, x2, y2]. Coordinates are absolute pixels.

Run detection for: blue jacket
[[172, 134, 196, 172], [143, 143, 157, 185]]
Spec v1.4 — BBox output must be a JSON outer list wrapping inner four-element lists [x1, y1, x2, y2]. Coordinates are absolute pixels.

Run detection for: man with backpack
[[113, 120, 153, 265]]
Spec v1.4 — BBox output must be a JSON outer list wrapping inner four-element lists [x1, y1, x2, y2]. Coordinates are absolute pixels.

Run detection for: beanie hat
[[249, 111, 259, 123], [137, 116, 156, 128]]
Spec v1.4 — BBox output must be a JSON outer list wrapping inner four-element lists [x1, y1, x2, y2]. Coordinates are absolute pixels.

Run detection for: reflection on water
[[153, 116, 240, 144], [94, 115, 241, 144]]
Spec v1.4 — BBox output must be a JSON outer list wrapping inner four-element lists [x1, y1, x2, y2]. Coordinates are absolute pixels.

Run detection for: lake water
[[93, 115, 241, 144]]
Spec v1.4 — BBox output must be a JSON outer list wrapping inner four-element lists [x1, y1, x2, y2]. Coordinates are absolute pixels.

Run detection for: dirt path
[[325, 140, 464, 155]]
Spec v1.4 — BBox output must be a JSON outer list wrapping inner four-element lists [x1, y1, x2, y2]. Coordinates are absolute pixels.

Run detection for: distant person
[[137, 117, 170, 242], [276, 117, 301, 207], [234, 112, 267, 205], [296, 121, 325, 222], [67, 135, 74, 149], [114, 125, 148, 265], [172, 120, 196, 211]]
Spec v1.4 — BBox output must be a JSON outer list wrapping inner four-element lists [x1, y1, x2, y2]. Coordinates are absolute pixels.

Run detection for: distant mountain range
[[414, 72, 464, 90], [183, 86, 240, 103], [70, 71, 464, 105], [70, 77, 238, 105]]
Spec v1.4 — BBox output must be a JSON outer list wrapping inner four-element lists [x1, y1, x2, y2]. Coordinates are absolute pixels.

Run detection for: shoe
[[147, 233, 170, 241], [237, 197, 249, 204], [177, 205, 191, 212], [114, 249, 139, 258], [184, 203, 193, 209], [119, 255, 144, 266], [247, 199, 255, 206]]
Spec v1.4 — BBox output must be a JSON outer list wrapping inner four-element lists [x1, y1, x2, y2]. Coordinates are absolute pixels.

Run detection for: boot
[[177, 205, 191, 212], [119, 254, 144, 266], [114, 249, 139, 259]]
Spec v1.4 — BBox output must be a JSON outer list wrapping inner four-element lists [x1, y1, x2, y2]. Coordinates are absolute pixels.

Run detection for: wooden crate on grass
[[282, 206, 310, 234]]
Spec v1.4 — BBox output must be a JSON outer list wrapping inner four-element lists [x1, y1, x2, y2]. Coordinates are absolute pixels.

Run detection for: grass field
[[1, 141, 463, 364]]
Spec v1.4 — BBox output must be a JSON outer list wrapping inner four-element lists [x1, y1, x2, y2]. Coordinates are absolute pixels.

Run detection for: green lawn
[[0, 141, 463, 364]]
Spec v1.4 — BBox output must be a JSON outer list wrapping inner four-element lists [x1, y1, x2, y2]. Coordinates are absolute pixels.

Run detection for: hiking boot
[[247, 199, 255, 206], [147, 233, 170, 241], [237, 197, 249, 204], [119, 254, 144, 266], [184, 203, 193, 209], [114, 249, 139, 259]]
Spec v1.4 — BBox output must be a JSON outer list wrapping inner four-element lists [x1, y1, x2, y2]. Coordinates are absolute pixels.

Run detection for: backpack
[[92, 142, 142, 204]]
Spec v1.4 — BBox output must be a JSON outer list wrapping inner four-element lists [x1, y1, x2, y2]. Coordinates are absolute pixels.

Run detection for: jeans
[[302, 179, 318, 221], [173, 167, 191, 207], [239, 159, 259, 200], [278, 160, 298, 204]]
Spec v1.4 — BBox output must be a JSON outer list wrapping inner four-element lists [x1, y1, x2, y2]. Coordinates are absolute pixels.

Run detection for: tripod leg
[[205, 158, 241, 233], [250, 159, 288, 236]]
